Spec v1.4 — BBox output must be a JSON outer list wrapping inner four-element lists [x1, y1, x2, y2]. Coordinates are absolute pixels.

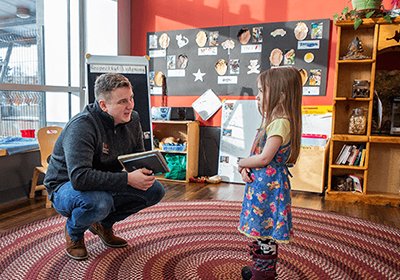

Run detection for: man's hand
[[127, 168, 156, 191], [240, 168, 253, 183]]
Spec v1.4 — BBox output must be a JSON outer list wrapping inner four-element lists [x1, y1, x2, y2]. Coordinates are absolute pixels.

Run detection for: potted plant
[[352, 0, 382, 10], [334, 0, 393, 29]]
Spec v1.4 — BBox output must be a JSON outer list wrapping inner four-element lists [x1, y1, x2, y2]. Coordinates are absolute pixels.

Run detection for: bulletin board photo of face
[[252, 27, 263, 43], [209, 31, 219, 46], [229, 59, 240, 75], [167, 55, 176, 70]]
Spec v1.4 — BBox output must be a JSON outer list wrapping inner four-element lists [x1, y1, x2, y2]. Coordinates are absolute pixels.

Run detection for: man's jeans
[[52, 181, 165, 241]]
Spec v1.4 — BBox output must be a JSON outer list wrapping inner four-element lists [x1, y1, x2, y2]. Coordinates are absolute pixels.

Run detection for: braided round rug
[[1, 200, 399, 280]]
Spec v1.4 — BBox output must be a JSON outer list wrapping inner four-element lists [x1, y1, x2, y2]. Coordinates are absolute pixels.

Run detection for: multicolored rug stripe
[[0, 201, 399, 279]]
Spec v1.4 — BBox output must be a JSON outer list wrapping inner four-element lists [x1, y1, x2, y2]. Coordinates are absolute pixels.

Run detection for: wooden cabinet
[[152, 120, 199, 182], [326, 18, 400, 206]]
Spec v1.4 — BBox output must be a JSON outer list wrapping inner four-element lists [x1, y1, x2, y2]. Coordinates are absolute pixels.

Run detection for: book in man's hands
[[118, 150, 170, 174]]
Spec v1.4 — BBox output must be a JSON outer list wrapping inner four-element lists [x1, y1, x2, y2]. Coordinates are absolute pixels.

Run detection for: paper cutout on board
[[176, 34, 189, 48], [159, 33, 170, 49], [191, 89, 222, 121], [237, 27, 251, 44], [193, 69, 206, 82], [196, 31, 207, 47], [215, 59, 228, 75], [304, 52, 314, 63], [247, 59, 260, 74], [221, 39, 235, 55], [269, 48, 283, 66], [271, 28, 286, 37], [294, 22, 308, 41]]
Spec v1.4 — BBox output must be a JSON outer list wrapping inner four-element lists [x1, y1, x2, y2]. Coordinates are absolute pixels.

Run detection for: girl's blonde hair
[[257, 67, 303, 164]]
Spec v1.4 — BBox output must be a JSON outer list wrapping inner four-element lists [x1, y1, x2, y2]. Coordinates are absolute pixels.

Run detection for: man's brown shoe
[[65, 226, 88, 260], [89, 222, 128, 248]]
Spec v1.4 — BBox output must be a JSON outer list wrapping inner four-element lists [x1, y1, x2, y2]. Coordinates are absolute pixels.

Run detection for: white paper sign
[[303, 87, 320, 96], [297, 40, 320, 50], [198, 47, 218, 56], [218, 76, 238, 84], [90, 64, 145, 74], [151, 87, 163, 95], [148, 49, 166, 58], [241, 44, 262, 53], [167, 69, 185, 77], [191, 89, 222, 120]]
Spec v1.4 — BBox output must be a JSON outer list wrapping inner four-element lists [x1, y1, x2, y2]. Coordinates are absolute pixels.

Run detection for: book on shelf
[[348, 145, 360, 165], [118, 150, 170, 175], [335, 145, 347, 164], [359, 149, 367, 167], [340, 145, 352, 165], [353, 149, 362, 166], [349, 174, 363, 192]]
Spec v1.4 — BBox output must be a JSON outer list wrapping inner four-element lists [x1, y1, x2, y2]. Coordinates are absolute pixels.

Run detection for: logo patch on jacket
[[102, 143, 110, 155]]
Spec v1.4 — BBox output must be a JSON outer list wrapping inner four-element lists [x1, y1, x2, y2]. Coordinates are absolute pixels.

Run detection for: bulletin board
[[147, 19, 330, 97], [86, 55, 153, 151], [218, 100, 262, 183]]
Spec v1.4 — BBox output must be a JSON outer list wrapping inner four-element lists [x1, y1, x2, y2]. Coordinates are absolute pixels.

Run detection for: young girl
[[238, 67, 302, 280]]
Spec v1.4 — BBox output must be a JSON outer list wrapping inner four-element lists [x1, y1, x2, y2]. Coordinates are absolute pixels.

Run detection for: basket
[[162, 143, 186, 152]]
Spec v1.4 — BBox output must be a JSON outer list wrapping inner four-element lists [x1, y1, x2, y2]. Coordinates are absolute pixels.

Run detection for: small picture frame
[[352, 80, 370, 98]]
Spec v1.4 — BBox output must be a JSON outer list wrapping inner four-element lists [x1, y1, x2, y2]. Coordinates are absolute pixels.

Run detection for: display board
[[147, 19, 330, 97], [219, 101, 333, 184], [86, 55, 153, 151], [218, 100, 262, 183]]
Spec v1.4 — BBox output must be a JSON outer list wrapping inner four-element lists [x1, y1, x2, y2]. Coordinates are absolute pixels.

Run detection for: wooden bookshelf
[[152, 120, 199, 183], [326, 18, 400, 206]]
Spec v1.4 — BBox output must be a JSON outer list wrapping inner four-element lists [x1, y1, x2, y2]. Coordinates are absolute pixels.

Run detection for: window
[[0, 0, 117, 137]]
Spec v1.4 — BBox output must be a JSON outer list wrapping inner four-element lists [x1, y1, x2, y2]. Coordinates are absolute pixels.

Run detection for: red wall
[[129, 0, 393, 126]]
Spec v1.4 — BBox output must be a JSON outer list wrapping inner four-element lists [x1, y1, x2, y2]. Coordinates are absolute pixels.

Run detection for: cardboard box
[[290, 141, 329, 193]]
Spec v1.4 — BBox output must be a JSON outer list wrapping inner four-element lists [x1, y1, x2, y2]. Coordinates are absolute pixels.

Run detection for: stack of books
[[335, 144, 366, 166]]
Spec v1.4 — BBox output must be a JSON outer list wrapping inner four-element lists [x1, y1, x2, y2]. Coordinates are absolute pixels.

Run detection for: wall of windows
[[0, 0, 117, 137]]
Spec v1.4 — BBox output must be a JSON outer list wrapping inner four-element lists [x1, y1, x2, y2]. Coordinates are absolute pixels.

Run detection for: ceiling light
[[16, 7, 31, 19]]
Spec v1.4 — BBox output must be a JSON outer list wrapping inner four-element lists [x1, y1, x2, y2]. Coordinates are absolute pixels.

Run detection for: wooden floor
[[1, 181, 399, 233]]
